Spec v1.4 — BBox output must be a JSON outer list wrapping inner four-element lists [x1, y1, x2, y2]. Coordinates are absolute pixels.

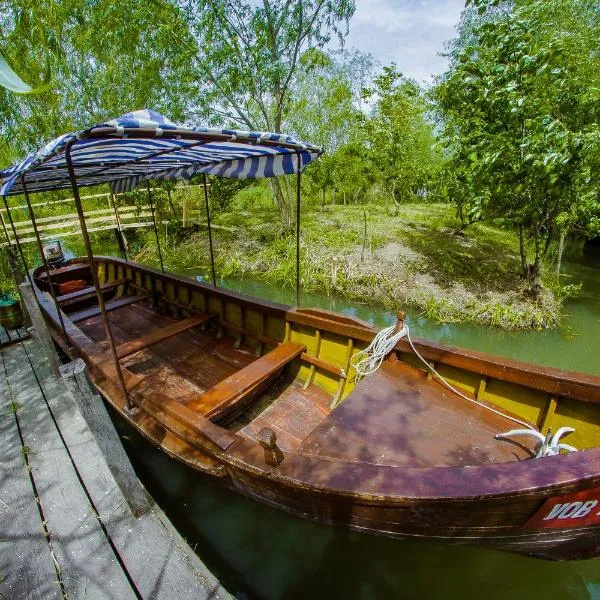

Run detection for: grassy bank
[[135, 202, 567, 329]]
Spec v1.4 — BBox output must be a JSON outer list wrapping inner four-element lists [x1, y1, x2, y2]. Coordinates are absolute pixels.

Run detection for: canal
[[107, 248, 600, 599]]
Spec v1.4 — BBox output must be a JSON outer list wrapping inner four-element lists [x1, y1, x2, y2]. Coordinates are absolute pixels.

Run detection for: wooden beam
[[70, 293, 152, 323], [132, 389, 237, 451], [116, 313, 215, 359], [187, 341, 305, 421]]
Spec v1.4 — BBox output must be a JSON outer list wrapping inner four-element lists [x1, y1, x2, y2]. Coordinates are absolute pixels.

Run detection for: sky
[[345, 0, 466, 83]]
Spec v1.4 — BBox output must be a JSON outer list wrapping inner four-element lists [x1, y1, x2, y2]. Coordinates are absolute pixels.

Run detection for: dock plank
[[0, 352, 62, 600], [26, 338, 231, 600], [3, 342, 136, 599]]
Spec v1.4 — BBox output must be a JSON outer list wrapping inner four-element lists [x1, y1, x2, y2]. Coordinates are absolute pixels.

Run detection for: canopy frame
[[1, 110, 318, 411]]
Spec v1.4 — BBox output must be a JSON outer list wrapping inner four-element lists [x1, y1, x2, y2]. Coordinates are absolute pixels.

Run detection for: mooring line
[[14, 333, 145, 600]]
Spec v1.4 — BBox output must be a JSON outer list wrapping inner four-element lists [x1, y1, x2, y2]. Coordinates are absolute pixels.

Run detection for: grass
[[134, 202, 570, 330]]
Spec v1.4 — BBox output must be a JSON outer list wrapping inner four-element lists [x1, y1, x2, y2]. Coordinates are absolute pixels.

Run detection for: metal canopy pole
[[146, 182, 164, 272], [295, 153, 302, 307], [203, 174, 217, 286], [64, 140, 132, 410], [21, 176, 71, 346], [1, 194, 35, 289], [0, 211, 11, 246], [109, 191, 128, 262]]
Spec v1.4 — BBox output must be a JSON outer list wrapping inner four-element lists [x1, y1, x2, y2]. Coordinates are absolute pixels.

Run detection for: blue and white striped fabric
[[0, 109, 322, 196]]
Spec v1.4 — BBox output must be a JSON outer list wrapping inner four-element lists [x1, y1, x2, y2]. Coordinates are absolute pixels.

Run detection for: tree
[[435, 0, 600, 292], [287, 49, 372, 207], [363, 65, 441, 211], [178, 0, 356, 227], [0, 0, 195, 165]]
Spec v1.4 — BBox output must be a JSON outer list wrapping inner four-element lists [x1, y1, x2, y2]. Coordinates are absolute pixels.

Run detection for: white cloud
[[345, 0, 465, 82]]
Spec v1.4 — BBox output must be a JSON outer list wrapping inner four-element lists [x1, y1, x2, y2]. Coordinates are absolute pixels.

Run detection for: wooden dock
[[0, 334, 232, 599]]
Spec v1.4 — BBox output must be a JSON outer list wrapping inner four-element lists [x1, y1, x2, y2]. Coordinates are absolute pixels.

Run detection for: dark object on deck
[[0, 297, 24, 329]]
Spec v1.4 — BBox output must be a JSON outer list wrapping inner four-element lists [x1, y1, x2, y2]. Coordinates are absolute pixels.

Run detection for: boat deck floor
[[297, 361, 537, 468], [79, 302, 259, 402], [78, 301, 331, 439], [78, 299, 537, 468]]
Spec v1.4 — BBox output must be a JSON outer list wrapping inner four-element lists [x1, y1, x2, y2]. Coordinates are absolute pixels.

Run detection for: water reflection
[[202, 258, 600, 376], [117, 417, 600, 600]]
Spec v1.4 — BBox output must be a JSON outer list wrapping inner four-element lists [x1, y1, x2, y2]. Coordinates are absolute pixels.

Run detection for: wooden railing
[[0, 185, 206, 248]]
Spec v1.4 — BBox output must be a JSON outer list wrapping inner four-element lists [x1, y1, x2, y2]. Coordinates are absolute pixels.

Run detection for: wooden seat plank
[[57, 278, 128, 305], [116, 313, 216, 359], [130, 387, 237, 451], [70, 293, 152, 323], [187, 341, 305, 421]]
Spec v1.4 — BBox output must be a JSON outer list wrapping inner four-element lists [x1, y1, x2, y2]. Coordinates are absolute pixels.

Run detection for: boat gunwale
[[97, 255, 600, 404], [31, 257, 600, 505]]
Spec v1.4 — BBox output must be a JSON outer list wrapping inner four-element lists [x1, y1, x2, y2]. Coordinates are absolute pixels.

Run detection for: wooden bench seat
[[70, 293, 152, 323], [187, 341, 305, 422], [115, 313, 216, 359], [58, 278, 128, 306]]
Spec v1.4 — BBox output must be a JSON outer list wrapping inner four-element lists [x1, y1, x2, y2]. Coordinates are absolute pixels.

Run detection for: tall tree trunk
[[270, 178, 290, 229], [556, 231, 565, 275], [519, 224, 528, 277]]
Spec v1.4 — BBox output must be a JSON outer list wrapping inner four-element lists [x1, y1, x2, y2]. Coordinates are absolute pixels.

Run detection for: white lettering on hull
[[543, 500, 599, 521]]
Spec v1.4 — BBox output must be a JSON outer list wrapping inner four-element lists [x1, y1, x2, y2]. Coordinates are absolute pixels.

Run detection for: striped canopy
[[0, 109, 322, 197]]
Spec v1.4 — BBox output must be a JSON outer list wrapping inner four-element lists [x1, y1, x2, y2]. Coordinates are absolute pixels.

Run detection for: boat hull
[[32, 256, 600, 561]]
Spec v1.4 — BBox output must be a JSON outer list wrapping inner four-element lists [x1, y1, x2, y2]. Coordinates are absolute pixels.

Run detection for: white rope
[[495, 427, 577, 457], [353, 322, 537, 432], [351, 324, 408, 378]]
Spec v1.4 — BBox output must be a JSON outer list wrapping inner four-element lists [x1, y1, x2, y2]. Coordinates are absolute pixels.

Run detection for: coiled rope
[[350, 317, 578, 455]]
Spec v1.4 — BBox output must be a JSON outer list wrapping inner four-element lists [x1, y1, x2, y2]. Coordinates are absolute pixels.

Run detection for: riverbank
[[134, 203, 567, 330]]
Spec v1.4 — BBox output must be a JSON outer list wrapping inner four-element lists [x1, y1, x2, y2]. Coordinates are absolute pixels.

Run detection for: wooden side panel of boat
[[32, 256, 600, 560]]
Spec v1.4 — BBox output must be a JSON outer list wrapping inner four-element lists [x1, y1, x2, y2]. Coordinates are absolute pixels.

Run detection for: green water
[[107, 251, 600, 600]]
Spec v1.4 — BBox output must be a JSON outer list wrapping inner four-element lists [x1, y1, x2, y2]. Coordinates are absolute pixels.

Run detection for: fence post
[[60, 358, 152, 517]]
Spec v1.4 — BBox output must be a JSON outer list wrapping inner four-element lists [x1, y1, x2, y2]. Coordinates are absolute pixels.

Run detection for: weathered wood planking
[[27, 339, 232, 600], [0, 349, 62, 599], [70, 292, 152, 323], [4, 342, 136, 599], [60, 358, 152, 517]]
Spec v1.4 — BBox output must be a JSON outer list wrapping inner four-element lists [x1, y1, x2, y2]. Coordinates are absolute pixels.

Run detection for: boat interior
[[36, 257, 600, 472]]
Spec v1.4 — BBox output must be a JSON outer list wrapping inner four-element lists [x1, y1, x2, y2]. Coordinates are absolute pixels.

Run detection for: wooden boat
[[3, 110, 600, 561], [32, 255, 600, 561]]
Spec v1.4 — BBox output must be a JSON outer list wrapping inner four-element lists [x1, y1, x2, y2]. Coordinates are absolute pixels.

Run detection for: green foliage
[[362, 64, 442, 207], [0, 0, 195, 164], [435, 0, 600, 289]]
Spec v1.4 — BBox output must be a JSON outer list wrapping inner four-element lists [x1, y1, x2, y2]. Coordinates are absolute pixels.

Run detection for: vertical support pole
[[166, 188, 177, 217], [1, 194, 34, 289], [146, 182, 164, 272], [203, 173, 217, 287], [21, 176, 70, 347], [0, 210, 11, 246], [109, 192, 128, 261], [64, 141, 133, 410], [295, 152, 302, 307]]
